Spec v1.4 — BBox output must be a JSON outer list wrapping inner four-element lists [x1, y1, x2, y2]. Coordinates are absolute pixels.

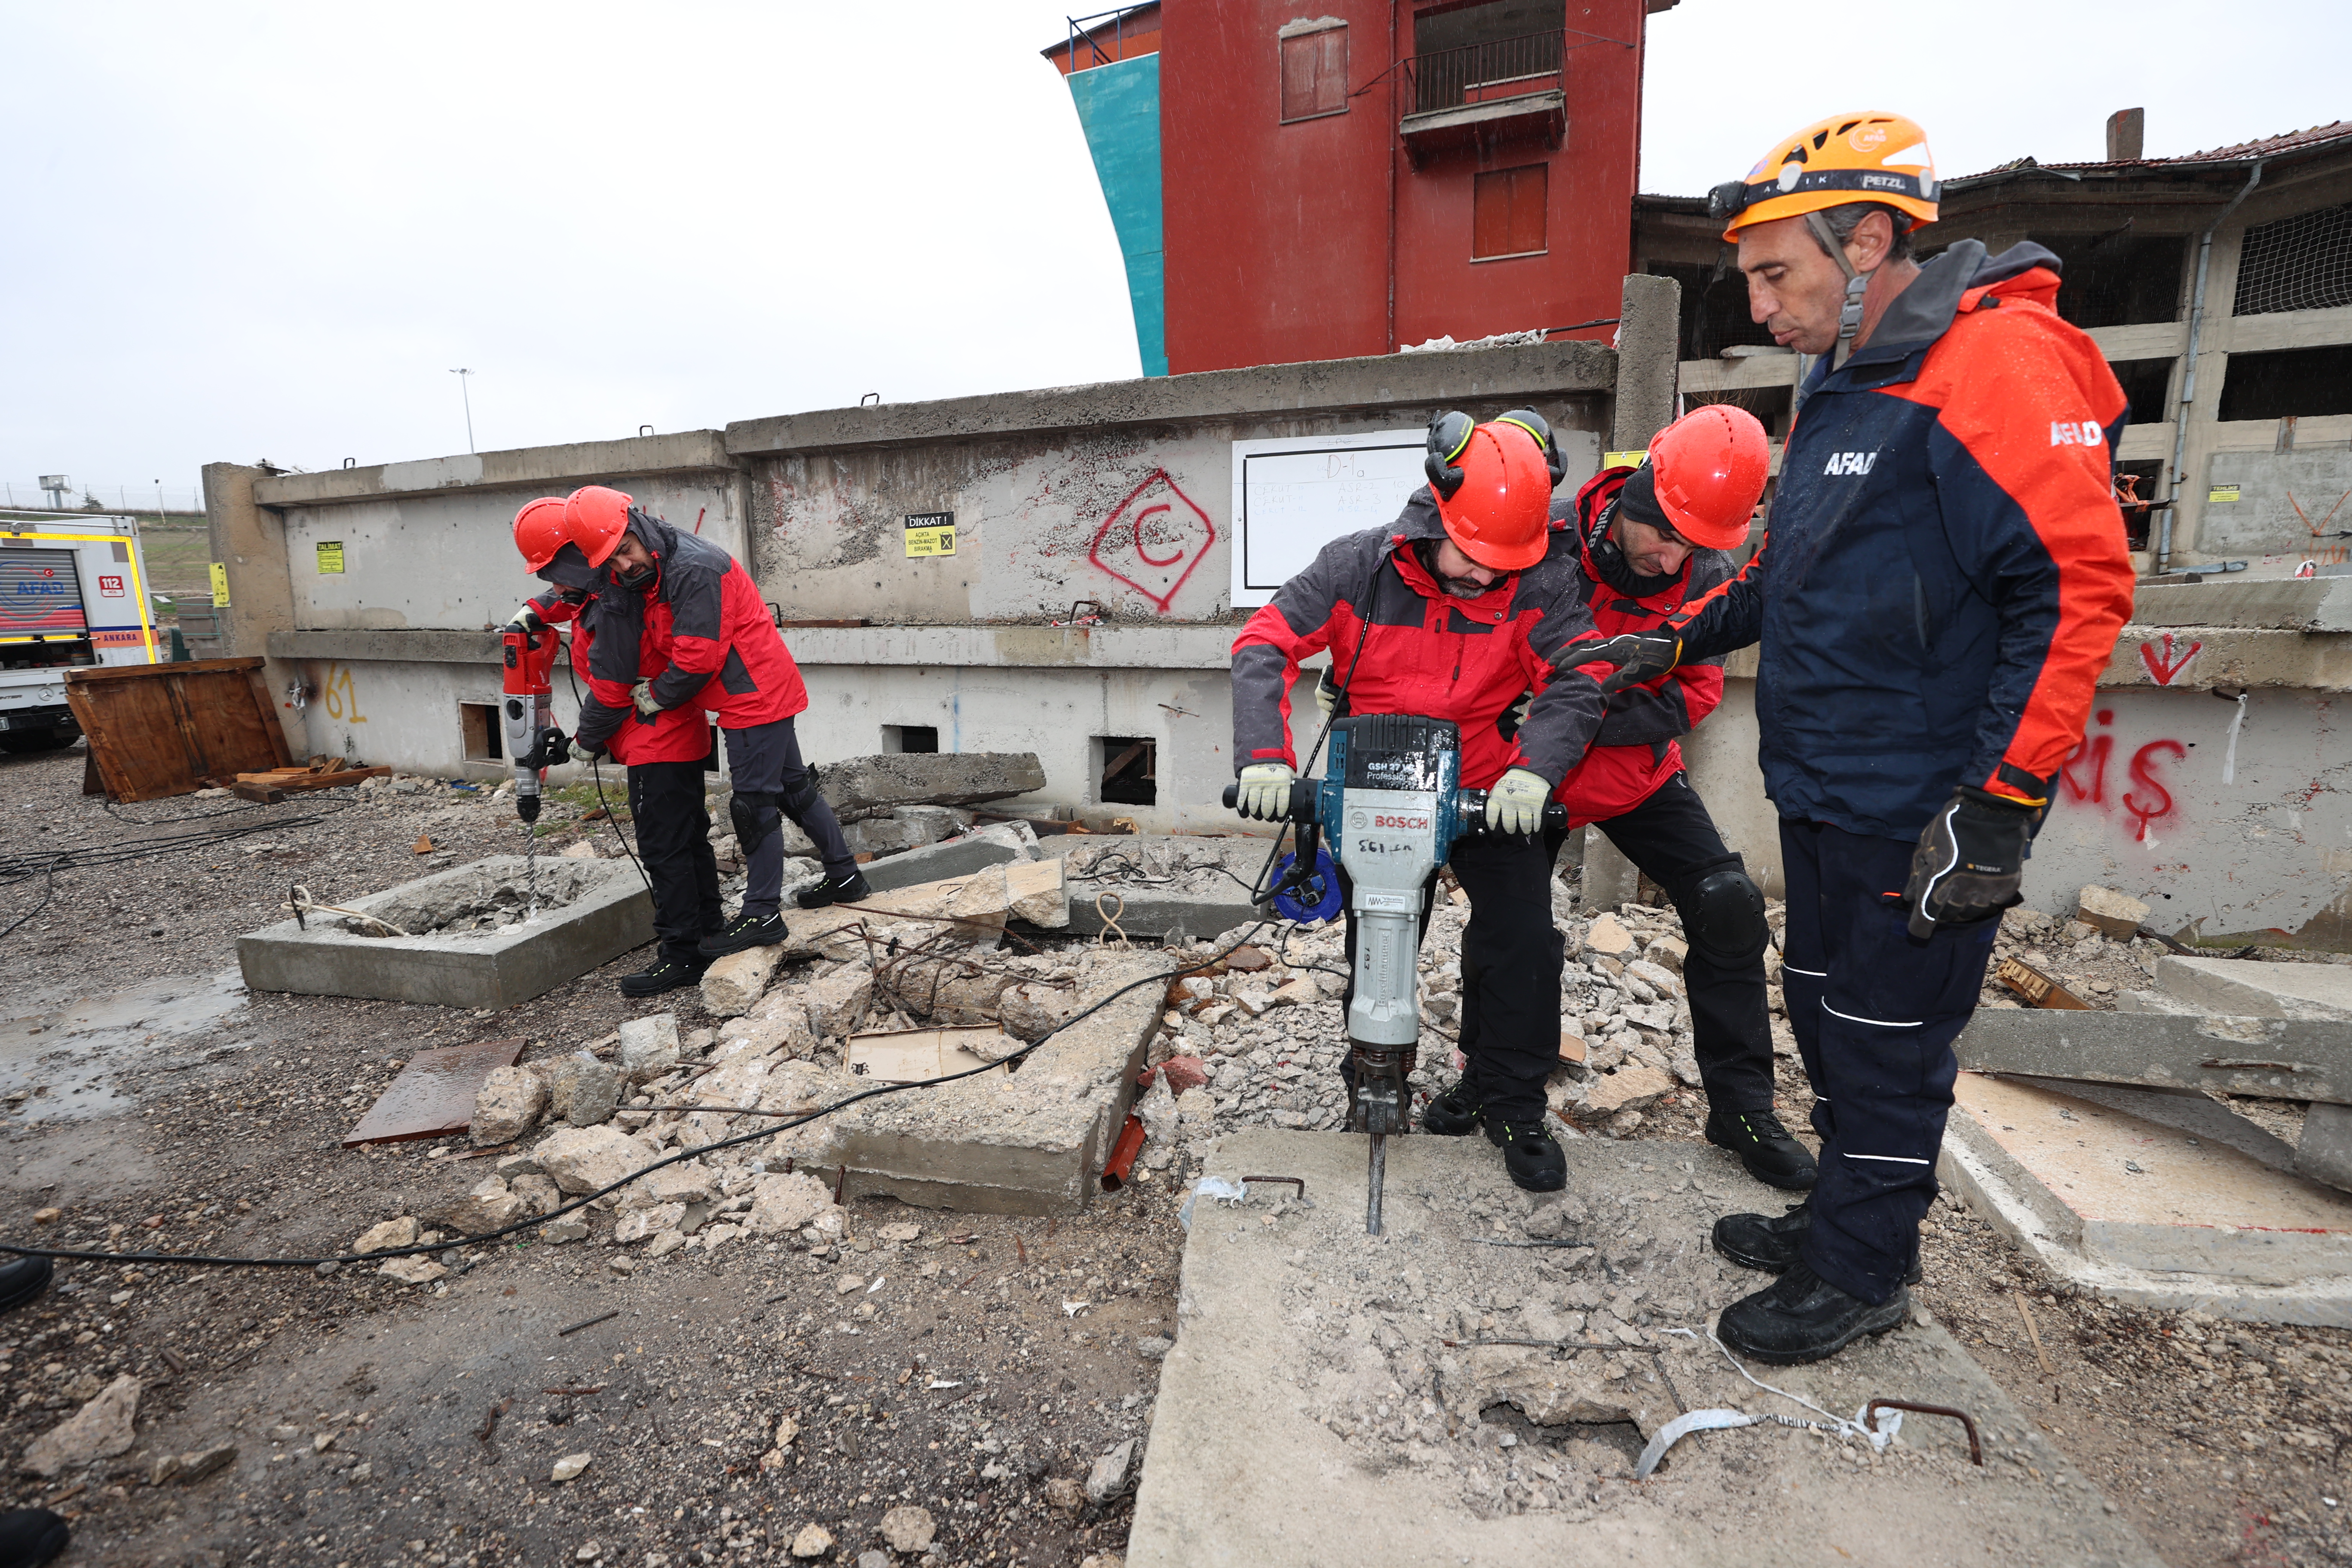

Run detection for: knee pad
[[1686, 864, 1767, 966], [777, 774, 823, 819], [729, 790, 781, 854]]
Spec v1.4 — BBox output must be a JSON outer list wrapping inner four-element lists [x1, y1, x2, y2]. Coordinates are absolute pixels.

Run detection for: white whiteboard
[[1230, 429, 1428, 608]]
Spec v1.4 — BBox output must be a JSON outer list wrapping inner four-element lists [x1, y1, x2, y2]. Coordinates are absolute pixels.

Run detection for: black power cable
[[0, 922, 1272, 1271], [559, 650, 652, 894]]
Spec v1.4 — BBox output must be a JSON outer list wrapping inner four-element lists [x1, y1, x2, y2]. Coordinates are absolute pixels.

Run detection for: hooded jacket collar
[[1841, 239, 2065, 371]]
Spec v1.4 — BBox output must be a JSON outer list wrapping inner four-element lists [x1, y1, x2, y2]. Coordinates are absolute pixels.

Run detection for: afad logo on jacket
[[1823, 451, 1879, 476], [2049, 420, 2106, 448]]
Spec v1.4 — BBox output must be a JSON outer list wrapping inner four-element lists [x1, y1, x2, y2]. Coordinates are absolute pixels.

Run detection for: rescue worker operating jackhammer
[[1231, 412, 1610, 1193], [505, 497, 726, 998], [1587, 112, 2134, 1363], [560, 486, 868, 962], [1534, 404, 1815, 1191]]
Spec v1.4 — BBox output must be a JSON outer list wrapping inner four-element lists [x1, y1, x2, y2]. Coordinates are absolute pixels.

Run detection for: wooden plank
[[243, 663, 294, 768], [233, 765, 387, 791], [230, 782, 287, 804], [64, 655, 261, 685]]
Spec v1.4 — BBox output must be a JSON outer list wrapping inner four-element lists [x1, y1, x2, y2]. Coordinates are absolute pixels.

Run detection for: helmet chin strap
[[1804, 210, 1873, 370]]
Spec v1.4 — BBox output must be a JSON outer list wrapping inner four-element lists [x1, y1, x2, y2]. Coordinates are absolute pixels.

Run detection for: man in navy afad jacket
[[1592, 111, 2134, 1364]]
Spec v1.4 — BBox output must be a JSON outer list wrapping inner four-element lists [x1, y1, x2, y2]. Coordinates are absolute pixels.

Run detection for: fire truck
[[0, 511, 162, 753]]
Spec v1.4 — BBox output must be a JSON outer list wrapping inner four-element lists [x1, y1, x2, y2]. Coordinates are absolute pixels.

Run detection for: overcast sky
[[3, 1, 2344, 510]]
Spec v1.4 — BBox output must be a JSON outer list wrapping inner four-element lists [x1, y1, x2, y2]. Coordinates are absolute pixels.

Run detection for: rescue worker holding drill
[[1590, 112, 2135, 1363], [1231, 412, 1610, 1193], [1541, 404, 1816, 1191]]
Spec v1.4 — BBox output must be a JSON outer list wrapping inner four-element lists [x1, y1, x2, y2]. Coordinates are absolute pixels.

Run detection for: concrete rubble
[[20, 1373, 141, 1478], [813, 752, 1047, 822]]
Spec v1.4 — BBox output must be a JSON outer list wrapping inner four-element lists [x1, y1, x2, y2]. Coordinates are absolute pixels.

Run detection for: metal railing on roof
[[1063, 6, 1154, 73], [1402, 29, 1565, 116]]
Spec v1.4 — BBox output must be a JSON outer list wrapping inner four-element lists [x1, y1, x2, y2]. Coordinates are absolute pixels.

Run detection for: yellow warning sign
[[2208, 484, 2241, 503], [1602, 450, 1649, 470], [315, 540, 346, 574], [208, 561, 231, 607], [903, 511, 956, 558]]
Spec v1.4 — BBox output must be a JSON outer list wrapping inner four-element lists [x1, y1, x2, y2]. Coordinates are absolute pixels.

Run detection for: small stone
[[20, 1374, 140, 1477], [551, 1452, 592, 1482], [1133, 1336, 1173, 1361], [880, 1504, 937, 1553], [1044, 1476, 1085, 1513], [1266, 978, 1317, 1008], [509, 1173, 563, 1217], [378, 1255, 447, 1285], [790, 1523, 836, 1559], [836, 1275, 866, 1295], [351, 1216, 417, 1255], [546, 1054, 623, 1127], [877, 1222, 922, 1243], [1584, 913, 1635, 956], [806, 964, 875, 1038], [699, 1222, 741, 1253], [613, 1205, 686, 1244], [702, 946, 785, 1018], [1642, 934, 1688, 974], [541, 1218, 591, 1244], [30, 1208, 60, 1225], [471, 1065, 548, 1145], [2076, 885, 2150, 940], [746, 1171, 840, 1237], [1084, 1439, 1136, 1504], [1158, 1057, 1210, 1096], [428, 1175, 530, 1236], [177, 1443, 236, 1483], [617, 1014, 682, 1082], [1583, 1066, 1673, 1117], [534, 1124, 645, 1194], [148, 1452, 184, 1486], [773, 1414, 800, 1448], [646, 1230, 689, 1259], [858, 1553, 891, 1568], [575, 1542, 603, 1562]]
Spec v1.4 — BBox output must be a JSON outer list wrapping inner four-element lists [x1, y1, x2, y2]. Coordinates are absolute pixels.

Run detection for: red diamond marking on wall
[[1087, 469, 1216, 614]]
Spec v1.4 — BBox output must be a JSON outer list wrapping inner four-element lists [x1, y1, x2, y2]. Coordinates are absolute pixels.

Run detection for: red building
[[1048, 1, 1672, 376]]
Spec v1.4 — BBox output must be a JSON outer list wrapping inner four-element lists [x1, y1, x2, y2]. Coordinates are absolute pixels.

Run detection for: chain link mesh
[[2233, 201, 2352, 316]]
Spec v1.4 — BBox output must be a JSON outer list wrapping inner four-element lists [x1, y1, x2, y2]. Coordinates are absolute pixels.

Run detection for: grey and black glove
[[1581, 630, 1682, 695], [1904, 786, 2039, 938]]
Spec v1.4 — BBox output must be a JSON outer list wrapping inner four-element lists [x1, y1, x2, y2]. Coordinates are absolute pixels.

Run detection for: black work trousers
[[722, 717, 857, 918], [1548, 772, 1776, 1114], [1781, 818, 1997, 1305], [626, 758, 724, 965], [1344, 832, 1565, 1125]]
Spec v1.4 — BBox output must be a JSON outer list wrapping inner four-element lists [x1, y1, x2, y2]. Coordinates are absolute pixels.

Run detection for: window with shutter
[[1279, 25, 1348, 122], [1472, 165, 1547, 258]]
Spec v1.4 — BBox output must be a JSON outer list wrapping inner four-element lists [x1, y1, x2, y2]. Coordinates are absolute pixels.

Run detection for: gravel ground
[[1, 741, 2346, 1565]]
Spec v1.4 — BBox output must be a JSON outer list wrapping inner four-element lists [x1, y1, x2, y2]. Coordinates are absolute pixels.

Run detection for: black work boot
[[0, 1508, 70, 1568], [795, 871, 871, 911], [620, 951, 710, 998], [0, 1255, 53, 1314], [699, 912, 787, 956], [1714, 1198, 1922, 1283], [1716, 1262, 1910, 1366], [1485, 1119, 1567, 1192], [1706, 1107, 1819, 1190], [1421, 1080, 1485, 1136]]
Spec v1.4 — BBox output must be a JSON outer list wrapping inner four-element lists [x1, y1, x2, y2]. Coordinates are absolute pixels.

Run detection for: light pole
[[449, 368, 476, 454]]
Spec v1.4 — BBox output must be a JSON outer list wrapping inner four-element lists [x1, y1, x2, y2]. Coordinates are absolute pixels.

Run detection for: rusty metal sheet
[[343, 1038, 525, 1146]]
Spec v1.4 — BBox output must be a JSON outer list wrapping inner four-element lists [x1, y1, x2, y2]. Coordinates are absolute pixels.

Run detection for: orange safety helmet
[[1424, 413, 1552, 572], [1711, 111, 1939, 243], [511, 496, 570, 571], [563, 484, 636, 569], [1640, 405, 1770, 551]]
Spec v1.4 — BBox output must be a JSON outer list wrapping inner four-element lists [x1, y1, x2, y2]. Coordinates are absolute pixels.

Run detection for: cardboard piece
[[846, 1025, 1014, 1084]]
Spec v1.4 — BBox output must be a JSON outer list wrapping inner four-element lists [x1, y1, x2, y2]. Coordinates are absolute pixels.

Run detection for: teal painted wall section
[[1065, 55, 1166, 377]]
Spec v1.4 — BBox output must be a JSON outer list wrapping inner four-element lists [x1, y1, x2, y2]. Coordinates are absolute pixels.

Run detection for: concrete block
[[815, 752, 1045, 822], [617, 1014, 680, 1081], [2073, 885, 2150, 940], [1064, 886, 1256, 946], [2296, 1102, 2352, 1193], [236, 856, 652, 1010], [1939, 1072, 2352, 1326], [861, 834, 1024, 895], [796, 956, 1162, 1213], [1129, 1127, 2160, 1568], [701, 946, 784, 1018], [1580, 827, 1639, 914], [1952, 1007, 2352, 1105], [2155, 956, 2352, 1021]]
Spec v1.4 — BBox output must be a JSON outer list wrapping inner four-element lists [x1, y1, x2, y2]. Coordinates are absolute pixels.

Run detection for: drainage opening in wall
[[884, 724, 940, 753], [459, 702, 503, 763], [1096, 736, 1156, 806]]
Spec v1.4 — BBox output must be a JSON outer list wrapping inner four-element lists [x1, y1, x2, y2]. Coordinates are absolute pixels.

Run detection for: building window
[[1279, 24, 1347, 122], [2107, 358, 2176, 428], [1095, 735, 1157, 806], [2233, 202, 2352, 317], [459, 702, 502, 763], [2216, 345, 2352, 422], [1473, 165, 1547, 259], [883, 724, 940, 754]]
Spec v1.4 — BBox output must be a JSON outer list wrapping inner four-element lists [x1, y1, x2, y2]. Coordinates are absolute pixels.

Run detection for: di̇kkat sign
[[903, 512, 955, 558]]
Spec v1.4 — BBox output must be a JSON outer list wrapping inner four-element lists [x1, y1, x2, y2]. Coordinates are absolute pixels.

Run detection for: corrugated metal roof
[[1980, 119, 2352, 176]]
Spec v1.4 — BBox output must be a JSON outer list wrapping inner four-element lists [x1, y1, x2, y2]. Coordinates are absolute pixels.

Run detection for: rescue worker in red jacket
[[1231, 413, 1609, 1193], [1591, 112, 2135, 1364], [507, 498, 725, 997], [562, 487, 868, 965], [1538, 405, 1816, 1191]]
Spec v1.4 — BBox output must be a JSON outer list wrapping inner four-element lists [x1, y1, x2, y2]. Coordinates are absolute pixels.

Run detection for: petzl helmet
[[563, 484, 636, 569], [1641, 404, 1770, 551], [1424, 414, 1552, 572], [1709, 111, 1939, 243], [511, 496, 570, 571]]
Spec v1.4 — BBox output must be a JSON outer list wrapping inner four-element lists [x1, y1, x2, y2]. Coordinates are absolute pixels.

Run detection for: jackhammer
[[500, 622, 572, 912], [1225, 715, 1566, 1236]]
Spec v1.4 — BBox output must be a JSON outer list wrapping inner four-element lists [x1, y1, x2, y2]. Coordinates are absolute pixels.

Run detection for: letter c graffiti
[[1130, 503, 1182, 568]]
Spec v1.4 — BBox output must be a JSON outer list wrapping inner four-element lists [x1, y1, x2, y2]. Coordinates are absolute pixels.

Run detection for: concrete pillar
[[1609, 273, 1682, 452], [1580, 825, 1639, 914], [202, 462, 295, 660]]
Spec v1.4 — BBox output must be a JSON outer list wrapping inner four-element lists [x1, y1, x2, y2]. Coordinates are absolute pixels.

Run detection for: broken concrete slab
[[2006, 1074, 2301, 1170], [344, 1039, 526, 1146], [469, 1064, 547, 1146], [795, 956, 1162, 1213], [2298, 1102, 2352, 1192], [2154, 955, 2352, 1020], [2073, 885, 2150, 940], [815, 752, 1045, 822], [1952, 1008, 2352, 1105], [1939, 1072, 2352, 1326], [238, 856, 653, 1010], [1130, 1128, 2158, 1568], [702, 946, 785, 1018], [860, 834, 1026, 895], [618, 1014, 681, 1081]]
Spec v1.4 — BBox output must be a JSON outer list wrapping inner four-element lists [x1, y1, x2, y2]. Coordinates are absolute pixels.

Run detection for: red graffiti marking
[[2139, 632, 2202, 686], [2122, 739, 2184, 842], [1088, 469, 1216, 613]]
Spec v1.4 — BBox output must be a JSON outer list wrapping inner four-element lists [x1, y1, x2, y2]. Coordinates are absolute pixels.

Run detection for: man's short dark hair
[[1815, 202, 1915, 263]]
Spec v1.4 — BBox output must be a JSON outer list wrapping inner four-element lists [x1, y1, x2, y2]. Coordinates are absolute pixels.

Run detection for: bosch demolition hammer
[[1225, 714, 1566, 1235]]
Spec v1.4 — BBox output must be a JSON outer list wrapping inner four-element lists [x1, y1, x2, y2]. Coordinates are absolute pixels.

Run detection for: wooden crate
[[65, 656, 294, 802]]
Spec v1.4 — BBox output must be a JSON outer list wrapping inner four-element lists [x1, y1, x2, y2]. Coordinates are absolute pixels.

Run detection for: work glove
[[502, 603, 545, 636], [630, 679, 665, 717], [1236, 763, 1296, 821], [1314, 671, 1341, 715], [1582, 629, 1682, 695], [1903, 786, 2039, 939], [1486, 767, 1551, 836]]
